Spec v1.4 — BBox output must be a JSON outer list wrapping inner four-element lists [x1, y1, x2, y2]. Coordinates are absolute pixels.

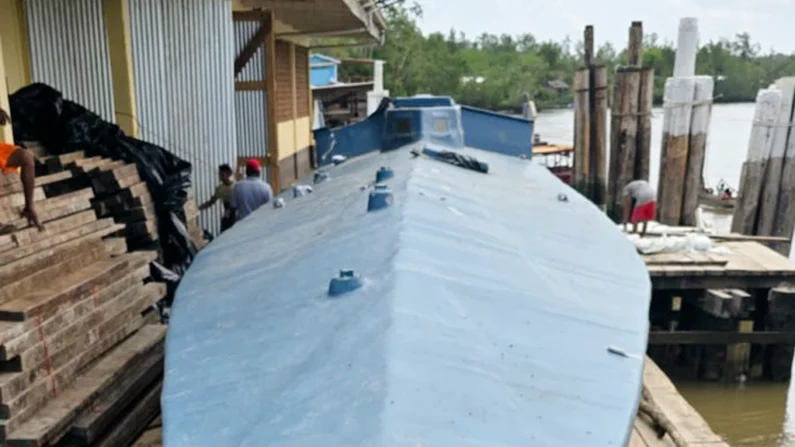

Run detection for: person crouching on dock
[[622, 179, 656, 237]]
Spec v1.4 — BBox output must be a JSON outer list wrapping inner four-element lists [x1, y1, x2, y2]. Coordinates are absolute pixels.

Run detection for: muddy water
[[677, 382, 795, 446], [536, 103, 795, 446]]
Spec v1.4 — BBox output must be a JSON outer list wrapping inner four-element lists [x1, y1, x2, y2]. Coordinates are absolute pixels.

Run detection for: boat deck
[[135, 357, 726, 447], [642, 238, 795, 290]]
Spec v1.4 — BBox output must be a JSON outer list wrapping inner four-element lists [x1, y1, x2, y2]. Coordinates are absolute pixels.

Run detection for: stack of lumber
[[37, 150, 207, 252], [0, 168, 167, 446]]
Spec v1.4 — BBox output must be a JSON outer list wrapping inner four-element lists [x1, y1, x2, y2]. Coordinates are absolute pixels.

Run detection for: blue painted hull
[[162, 98, 650, 446]]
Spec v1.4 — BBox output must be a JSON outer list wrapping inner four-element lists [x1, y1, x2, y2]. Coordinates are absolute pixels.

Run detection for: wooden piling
[[608, 67, 642, 219], [771, 78, 795, 255], [765, 284, 795, 380], [573, 68, 591, 197], [606, 22, 650, 220], [591, 65, 608, 210], [657, 77, 696, 225], [732, 88, 782, 235], [627, 21, 643, 66], [757, 77, 795, 239], [572, 25, 607, 210], [635, 67, 654, 182], [681, 76, 714, 226]]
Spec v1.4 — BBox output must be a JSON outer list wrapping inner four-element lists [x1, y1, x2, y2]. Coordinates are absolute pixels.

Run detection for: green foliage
[[326, 4, 795, 110]]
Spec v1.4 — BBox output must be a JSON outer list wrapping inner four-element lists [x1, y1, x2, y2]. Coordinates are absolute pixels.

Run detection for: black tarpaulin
[[9, 83, 197, 281]]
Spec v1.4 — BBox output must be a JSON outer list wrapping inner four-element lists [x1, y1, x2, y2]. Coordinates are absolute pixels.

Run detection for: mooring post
[[732, 88, 782, 235], [590, 65, 608, 211], [768, 78, 795, 255], [765, 284, 795, 380], [657, 18, 706, 226], [606, 21, 651, 221], [573, 67, 591, 197], [681, 76, 714, 226], [757, 78, 795, 240]]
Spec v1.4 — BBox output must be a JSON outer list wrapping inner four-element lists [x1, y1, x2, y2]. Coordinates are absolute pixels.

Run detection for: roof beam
[[234, 12, 272, 78]]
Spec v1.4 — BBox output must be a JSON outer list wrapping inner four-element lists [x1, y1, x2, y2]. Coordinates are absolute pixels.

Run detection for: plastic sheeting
[[9, 83, 196, 279]]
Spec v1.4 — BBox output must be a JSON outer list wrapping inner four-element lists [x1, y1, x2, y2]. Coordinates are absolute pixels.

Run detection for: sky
[[416, 0, 795, 54]]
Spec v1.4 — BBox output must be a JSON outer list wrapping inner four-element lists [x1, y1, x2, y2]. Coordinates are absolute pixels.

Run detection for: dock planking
[[642, 239, 795, 289]]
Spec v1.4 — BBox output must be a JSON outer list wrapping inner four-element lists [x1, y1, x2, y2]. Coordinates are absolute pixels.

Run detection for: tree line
[[327, 3, 795, 111]]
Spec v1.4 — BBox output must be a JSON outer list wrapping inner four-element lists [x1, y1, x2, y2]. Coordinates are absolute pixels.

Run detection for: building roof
[[310, 53, 341, 65], [240, 0, 386, 42]]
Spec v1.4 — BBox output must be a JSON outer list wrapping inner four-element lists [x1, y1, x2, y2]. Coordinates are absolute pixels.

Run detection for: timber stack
[[572, 25, 608, 210], [0, 148, 204, 445], [656, 18, 715, 227], [606, 21, 655, 221], [733, 77, 795, 256]]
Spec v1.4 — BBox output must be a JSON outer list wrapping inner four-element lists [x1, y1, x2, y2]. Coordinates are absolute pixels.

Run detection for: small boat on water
[[162, 96, 651, 446]]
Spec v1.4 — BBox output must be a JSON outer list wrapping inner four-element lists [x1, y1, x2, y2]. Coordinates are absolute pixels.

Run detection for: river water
[[535, 103, 795, 447]]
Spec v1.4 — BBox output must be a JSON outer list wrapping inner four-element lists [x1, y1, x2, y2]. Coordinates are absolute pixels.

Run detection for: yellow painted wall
[[277, 120, 297, 158], [0, 0, 31, 95], [295, 116, 311, 150], [276, 116, 311, 162], [0, 34, 14, 144]]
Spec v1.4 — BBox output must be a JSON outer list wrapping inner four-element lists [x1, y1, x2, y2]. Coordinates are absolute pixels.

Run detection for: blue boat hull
[[162, 97, 651, 446]]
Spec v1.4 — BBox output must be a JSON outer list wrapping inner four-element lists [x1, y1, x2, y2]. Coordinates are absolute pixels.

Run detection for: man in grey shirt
[[622, 179, 656, 237], [231, 159, 273, 220]]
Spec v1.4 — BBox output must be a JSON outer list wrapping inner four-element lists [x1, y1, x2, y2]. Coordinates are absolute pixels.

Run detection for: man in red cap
[[231, 158, 273, 221]]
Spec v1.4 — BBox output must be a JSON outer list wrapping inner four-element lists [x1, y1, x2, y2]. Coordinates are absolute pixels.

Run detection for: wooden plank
[[68, 350, 163, 443], [0, 251, 156, 321], [0, 221, 122, 282], [0, 281, 163, 392], [0, 239, 108, 305], [6, 210, 98, 249], [0, 266, 150, 361], [0, 220, 121, 267], [103, 237, 127, 256], [0, 189, 94, 225], [642, 357, 728, 445], [0, 289, 151, 419], [0, 172, 72, 197], [0, 318, 145, 440], [3, 325, 166, 446], [649, 330, 795, 345], [92, 381, 162, 447]]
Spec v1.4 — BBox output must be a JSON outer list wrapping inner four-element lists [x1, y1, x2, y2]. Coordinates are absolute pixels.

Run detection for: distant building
[[310, 54, 341, 87]]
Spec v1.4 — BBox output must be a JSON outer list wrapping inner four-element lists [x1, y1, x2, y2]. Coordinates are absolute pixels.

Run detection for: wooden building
[[0, 0, 386, 233]]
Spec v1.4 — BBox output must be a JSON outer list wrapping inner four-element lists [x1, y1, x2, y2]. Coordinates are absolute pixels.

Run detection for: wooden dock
[[644, 239, 795, 290], [630, 357, 729, 447]]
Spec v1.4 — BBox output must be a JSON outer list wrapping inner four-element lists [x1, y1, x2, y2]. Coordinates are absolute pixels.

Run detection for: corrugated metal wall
[[234, 20, 268, 181], [25, 0, 116, 122], [128, 0, 236, 236]]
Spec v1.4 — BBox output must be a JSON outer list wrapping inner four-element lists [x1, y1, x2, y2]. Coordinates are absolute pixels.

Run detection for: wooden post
[[627, 21, 643, 66], [766, 284, 795, 381], [681, 76, 714, 226], [573, 68, 591, 197], [607, 67, 642, 220], [572, 26, 607, 209], [757, 77, 795, 238], [635, 67, 654, 182], [673, 18, 698, 78], [590, 65, 608, 210], [657, 77, 696, 225], [732, 88, 781, 235], [583, 25, 594, 66], [264, 13, 280, 194], [769, 78, 795, 255]]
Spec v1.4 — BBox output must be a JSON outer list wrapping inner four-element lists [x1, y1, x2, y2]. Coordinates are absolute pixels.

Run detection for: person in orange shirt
[[0, 107, 42, 233]]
